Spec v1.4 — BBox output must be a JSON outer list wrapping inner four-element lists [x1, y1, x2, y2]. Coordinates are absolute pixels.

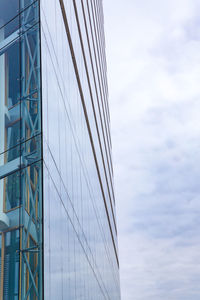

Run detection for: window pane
[[3, 229, 20, 300], [0, 0, 19, 28], [3, 171, 20, 211], [0, 15, 19, 42], [21, 23, 41, 141], [29, 236, 37, 300], [0, 40, 20, 154]]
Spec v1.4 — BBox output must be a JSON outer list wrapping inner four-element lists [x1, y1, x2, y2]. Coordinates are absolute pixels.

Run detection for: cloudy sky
[[104, 1, 200, 299]]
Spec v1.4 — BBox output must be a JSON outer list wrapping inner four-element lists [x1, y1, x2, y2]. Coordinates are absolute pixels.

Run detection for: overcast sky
[[104, 1, 200, 299]]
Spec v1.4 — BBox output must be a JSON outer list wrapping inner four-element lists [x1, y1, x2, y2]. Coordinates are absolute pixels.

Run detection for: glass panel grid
[[0, 1, 42, 300]]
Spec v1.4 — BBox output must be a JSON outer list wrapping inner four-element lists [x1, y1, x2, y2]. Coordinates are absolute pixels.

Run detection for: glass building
[[0, 1, 120, 299]]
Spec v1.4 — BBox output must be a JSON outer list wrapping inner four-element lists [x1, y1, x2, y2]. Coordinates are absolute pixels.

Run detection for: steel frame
[[0, 1, 42, 299], [19, 1, 42, 299]]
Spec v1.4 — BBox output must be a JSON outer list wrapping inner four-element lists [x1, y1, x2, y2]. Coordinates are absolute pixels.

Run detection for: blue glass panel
[[4, 170, 20, 211], [0, 40, 20, 154], [0, 1, 42, 299], [20, 22, 41, 142], [28, 236, 38, 299], [3, 229, 20, 300], [0, 1, 19, 28], [0, 15, 19, 42]]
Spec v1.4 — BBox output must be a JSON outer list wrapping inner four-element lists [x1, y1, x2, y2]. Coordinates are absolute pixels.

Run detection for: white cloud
[[104, 0, 200, 299]]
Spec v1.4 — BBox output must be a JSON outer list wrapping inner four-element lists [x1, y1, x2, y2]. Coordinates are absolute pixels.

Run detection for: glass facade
[[0, 1, 42, 299], [0, 0, 120, 299]]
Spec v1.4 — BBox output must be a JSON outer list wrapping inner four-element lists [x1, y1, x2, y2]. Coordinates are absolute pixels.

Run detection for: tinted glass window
[[3, 230, 20, 300], [0, 41, 20, 154], [0, 0, 19, 28]]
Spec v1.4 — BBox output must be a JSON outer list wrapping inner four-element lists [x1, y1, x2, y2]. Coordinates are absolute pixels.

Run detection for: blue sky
[[104, 0, 200, 299]]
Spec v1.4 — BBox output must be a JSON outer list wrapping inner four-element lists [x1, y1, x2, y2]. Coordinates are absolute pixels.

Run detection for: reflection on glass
[[24, 161, 41, 216], [0, 40, 20, 155], [41, 0, 121, 298], [0, 0, 19, 29], [4, 171, 20, 211], [0, 15, 19, 43], [21, 23, 41, 142], [25, 235, 38, 300], [1, 229, 20, 300], [0, 1, 42, 299]]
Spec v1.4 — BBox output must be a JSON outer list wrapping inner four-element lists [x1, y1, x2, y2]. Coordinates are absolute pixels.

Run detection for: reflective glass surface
[[4, 170, 20, 211], [41, 0, 120, 299], [0, 40, 20, 154], [3, 229, 20, 300], [0, 0, 121, 298], [0, 1, 42, 299], [0, 0, 19, 28]]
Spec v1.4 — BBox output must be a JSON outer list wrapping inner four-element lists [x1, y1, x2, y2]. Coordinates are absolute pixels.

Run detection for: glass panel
[[0, 145, 20, 168], [0, 0, 19, 28], [3, 170, 20, 211], [23, 161, 41, 215], [21, 0, 37, 10], [20, 23, 41, 142], [22, 134, 42, 166], [3, 229, 20, 300], [29, 236, 37, 300], [20, 160, 42, 299], [0, 1, 42, 300], [0, 0, 38, 29], [41, 0, 121, 298], [0, 40, 20, 154], [21, 1, 39, 25], [0, 15, 19, 42]]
